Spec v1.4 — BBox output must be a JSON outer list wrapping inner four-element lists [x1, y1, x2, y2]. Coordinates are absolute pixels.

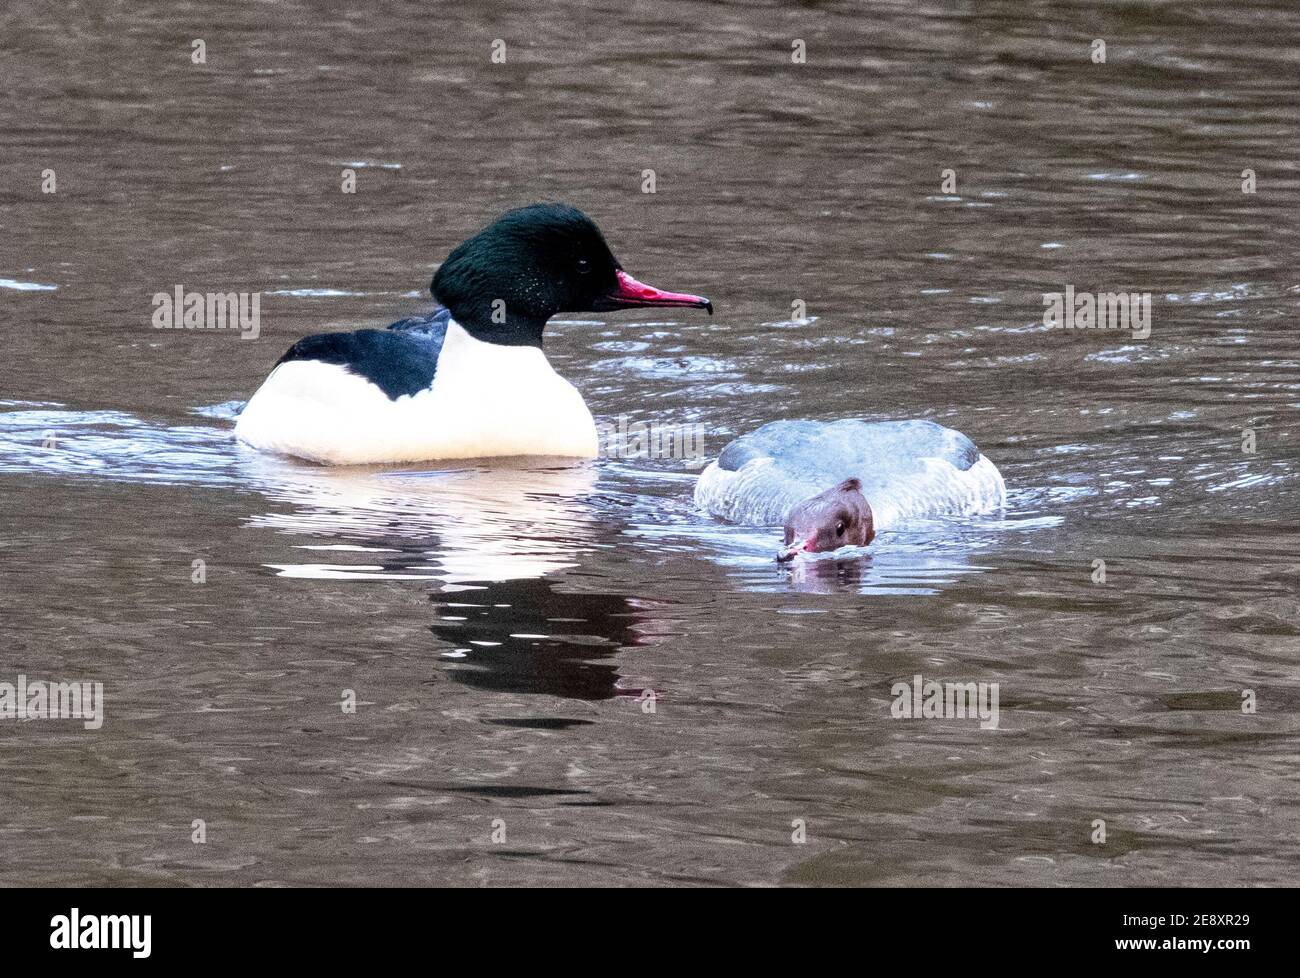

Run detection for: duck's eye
[[576, 257, 591, 274], [836, 521, 846, 536]]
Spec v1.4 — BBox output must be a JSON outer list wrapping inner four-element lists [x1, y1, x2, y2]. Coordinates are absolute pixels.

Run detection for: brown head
[[776, 478, 874, 562]]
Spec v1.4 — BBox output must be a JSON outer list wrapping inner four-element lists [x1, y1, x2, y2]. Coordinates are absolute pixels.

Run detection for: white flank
[[234, 321, 598, 464]]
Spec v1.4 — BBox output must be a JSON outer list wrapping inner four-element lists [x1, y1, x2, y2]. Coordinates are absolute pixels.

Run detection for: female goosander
[[234, 204, 712, 464], [693, 419, 1007, 559]]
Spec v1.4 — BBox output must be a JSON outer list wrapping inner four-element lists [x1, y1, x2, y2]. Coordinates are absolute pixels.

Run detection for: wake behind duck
[[694, 419, 1007, 559]]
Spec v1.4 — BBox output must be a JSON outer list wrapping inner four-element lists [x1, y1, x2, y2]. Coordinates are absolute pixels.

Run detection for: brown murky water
[[2, 1, 1298, 886]]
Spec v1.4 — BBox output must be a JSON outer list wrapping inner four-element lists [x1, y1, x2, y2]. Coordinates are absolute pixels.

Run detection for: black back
[[274, 309, 449, 400]]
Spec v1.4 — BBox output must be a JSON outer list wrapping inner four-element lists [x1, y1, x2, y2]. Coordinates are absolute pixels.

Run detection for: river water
[[1, 0, 1298, 885]]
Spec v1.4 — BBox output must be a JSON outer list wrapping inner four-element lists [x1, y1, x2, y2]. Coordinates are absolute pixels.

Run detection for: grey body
[[695, 418, 1006, 531]]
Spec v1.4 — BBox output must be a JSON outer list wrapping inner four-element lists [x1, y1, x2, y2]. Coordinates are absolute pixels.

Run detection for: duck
[[693, 419, 1007, 559], [234, 204, 712, 464]]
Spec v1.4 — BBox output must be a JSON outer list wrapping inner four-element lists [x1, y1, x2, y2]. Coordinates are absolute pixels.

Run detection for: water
[[2, 0, 1298, 886]]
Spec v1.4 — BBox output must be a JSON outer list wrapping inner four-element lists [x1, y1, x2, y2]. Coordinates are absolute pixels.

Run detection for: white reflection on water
[[0, 403, 600, 584], [251, 461, 601, 584]]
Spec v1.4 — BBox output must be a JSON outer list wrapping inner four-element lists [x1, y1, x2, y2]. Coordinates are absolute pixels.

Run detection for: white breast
[[234, 321, 598, 465]]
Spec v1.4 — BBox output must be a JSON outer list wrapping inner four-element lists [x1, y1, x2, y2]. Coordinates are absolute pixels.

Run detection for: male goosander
[[234, 204, 712, 464], [693, 419, 1007, 559]]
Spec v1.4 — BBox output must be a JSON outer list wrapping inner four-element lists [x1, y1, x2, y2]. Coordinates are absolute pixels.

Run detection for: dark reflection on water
[[2, 0, 1300, 886], [428, 579, 665, 701]]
